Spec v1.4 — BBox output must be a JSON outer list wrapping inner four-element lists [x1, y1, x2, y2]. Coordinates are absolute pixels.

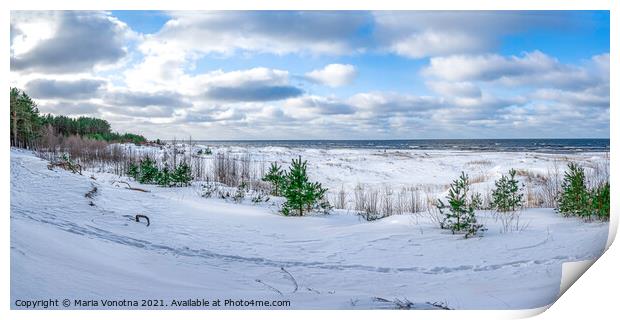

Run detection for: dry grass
[[465, 159, 493, 167], [469, 173, 489, 184], [330, 185, 348, 210], [353, 184, 429, 220], [514, 169, 547, 183]]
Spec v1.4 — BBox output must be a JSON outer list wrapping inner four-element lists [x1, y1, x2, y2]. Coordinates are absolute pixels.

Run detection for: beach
[[10, 144, 610, 309]]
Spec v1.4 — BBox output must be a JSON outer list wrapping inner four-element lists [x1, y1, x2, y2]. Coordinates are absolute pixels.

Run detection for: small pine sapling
[[233, 182, 246, 203], [589, 181, 609, 221], [557, 162, 590, 218], [127, 162, 139, 180], [138, 156, 159, 184], [172, 161, 192, 186], [156, 163, 172, 187], [437, 172, 486, 238], [281, 156, 329, 216], [491, 169, 524, 212], [309, 181, 330, 213], [263, 162, 285, 196]]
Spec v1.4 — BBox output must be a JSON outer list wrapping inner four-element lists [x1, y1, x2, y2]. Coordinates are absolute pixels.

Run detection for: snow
[[113, 142, 609, 200], [10, 148, 608, 309]]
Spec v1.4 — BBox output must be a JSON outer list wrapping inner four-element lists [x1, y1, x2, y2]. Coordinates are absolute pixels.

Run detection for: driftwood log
[[112, 180, 150, 193], [135, 214, 150, 226]]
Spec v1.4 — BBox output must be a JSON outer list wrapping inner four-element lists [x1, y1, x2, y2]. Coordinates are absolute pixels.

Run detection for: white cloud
[[284, 95, 355, 117], [372, 11, 567, 59], [195, 68, 303, 102], [305, 64, 357, 87], [422, 51, 609, 91], [8, 11, 609, 139], [388, 31, 486, 59], [422, 51, 559, 82], [11, 11, 133, 74], [531, 86, 609, 108], [426, 81, 481, 98], [25, 78, 106, 99], [142, 11, 370, 56]]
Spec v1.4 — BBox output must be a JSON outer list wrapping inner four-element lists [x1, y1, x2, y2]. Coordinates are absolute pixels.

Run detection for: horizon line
[[161, 137, 610, 141]]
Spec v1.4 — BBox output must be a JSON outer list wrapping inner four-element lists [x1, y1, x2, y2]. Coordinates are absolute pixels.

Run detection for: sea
[[185, 139, 610, 153]]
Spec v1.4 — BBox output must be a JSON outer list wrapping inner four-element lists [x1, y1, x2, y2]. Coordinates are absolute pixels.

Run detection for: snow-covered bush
[[196, 147, 212, 155], [437, 172, 486, 238], [251, 192, 270, 203], [233, 183, 246, 203]]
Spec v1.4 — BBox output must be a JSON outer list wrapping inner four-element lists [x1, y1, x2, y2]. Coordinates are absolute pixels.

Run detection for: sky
[[9, 11, 610, 140]]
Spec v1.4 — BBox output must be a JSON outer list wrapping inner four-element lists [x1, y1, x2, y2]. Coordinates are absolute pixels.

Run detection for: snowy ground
[[10, 148, 609, 309], [197, 144, 608, 185], [114, 143, 610, 203]]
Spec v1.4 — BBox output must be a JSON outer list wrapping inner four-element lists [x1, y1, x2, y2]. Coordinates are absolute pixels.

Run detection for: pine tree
[[172, 161, 192, 186], [282, 156, 311, 216], [589, 181, 609, 220], [127, 163, 139, 180], [281, 156, 329, 216], [437, 172, 486, 238], [138, 156, 159, 184], [557, 163, 590, 218], [491, 169, 524, 212], [233, 182, 246, 203], [10, 88, 41, 148], [156, 164, 173, 187], [263, 162, 285, 196]]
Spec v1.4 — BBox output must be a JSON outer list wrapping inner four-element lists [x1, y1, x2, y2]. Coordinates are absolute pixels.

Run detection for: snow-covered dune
[[10, 149, 608, 309]]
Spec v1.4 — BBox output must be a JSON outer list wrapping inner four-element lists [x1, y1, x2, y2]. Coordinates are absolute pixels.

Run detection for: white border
[[2, 1, 616, 319]]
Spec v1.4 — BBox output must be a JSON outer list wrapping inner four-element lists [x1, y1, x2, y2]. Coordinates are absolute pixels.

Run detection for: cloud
[[104, 90, 191, 107], [125, 12, 370, 91], [348, 92, 442, 116], [141, 11, 371, 56], [497, 102, 609, 137], [182, 108, 247, 123], [198, 68, 303, 102], [25, 78, 105, 99], [38, 101, 102, 116], [8, 11, 609, 139], [423, 51, 557, 82], [104, 105, 179, 117], [531, 86, 609, 108], [11, 11, 130, 73], [372, 11, 569, 58], [205, 85, 302, 102], [285, 96, 356, 116], [422, 51, 608, 90], [305, 64, 357, 87], [387, 30, 487, 59], [426, 81, 481, 98]]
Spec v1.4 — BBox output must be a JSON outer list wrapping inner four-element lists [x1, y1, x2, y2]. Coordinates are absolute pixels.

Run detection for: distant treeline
[[10, 87, 147, 148], [39, 114, 147, 144]]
